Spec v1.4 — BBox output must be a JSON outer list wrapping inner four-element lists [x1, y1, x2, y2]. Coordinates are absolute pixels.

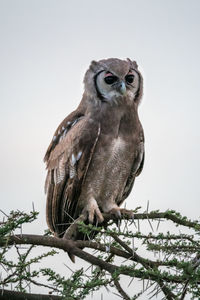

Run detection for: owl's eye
[[104, 76, 118, 85], [125, 74, 134, 84]]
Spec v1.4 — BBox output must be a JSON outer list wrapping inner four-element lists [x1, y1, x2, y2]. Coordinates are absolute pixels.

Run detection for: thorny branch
[[0, 209, 199, 300]]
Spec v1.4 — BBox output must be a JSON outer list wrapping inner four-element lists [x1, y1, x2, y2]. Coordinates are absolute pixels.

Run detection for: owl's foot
[[109, 207, 134, 220], [82, 198, 104, 224]]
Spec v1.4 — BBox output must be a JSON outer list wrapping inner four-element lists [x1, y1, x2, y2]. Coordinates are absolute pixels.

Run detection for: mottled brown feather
[[45, 113, 101, 237]]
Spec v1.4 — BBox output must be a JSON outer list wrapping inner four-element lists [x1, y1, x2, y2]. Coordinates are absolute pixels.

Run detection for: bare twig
[[113, 278, 131, 300]]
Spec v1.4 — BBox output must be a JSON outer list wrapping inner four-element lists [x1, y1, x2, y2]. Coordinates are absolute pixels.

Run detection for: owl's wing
[[120, 143, 145, 203], [44, 112, 100, 237]]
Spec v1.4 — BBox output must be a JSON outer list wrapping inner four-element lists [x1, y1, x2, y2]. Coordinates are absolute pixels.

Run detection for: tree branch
[[0, 289, 61, 300], [1, 209, 199, 299], [1, 234, 195, 285], [102, 211, 200, 231]]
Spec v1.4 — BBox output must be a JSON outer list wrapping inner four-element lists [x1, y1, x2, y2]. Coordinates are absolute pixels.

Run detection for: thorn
[[156, 219, 161, 231], [64, 263, 74, 274], [147, 217, 154, 232], [146, 200, 149, 213], [20, 224, 23, 237], [128, 277, 134, 287], [137, 219, 140, 232], [0, 210, 8, 217], [132, 237, 135, 254], [130, 213, 135, 225]]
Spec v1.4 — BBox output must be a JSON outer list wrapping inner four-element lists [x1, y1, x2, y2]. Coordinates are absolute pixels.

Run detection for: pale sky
[[0, 1, 200, 299]]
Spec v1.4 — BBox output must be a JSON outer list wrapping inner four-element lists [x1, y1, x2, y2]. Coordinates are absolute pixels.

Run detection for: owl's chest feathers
[[95, 102, 141, 141], [90, 103, 142, 164], [84, 105, 143, 199]]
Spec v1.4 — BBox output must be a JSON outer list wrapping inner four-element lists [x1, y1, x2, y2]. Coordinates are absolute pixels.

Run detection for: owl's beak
[[116, 81, 126, 95]]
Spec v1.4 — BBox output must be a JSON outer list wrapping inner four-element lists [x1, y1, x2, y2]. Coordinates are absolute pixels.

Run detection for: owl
[[44, 58, 144, 239]]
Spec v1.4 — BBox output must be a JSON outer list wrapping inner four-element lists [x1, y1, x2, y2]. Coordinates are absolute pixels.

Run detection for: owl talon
[[121, 208, 134, 218], [82, 198, 104, 224], [109, 207, 134, 220], [109, 207, 122, 219]]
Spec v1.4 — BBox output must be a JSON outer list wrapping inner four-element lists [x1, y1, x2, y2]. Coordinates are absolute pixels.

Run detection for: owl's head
[[83, 58, 143, 105]]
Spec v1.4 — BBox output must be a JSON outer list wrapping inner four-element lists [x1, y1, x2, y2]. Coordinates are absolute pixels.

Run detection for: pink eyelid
[[104, 72, 114, 77]]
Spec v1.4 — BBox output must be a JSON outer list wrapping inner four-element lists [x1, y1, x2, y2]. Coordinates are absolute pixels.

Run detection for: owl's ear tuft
[[90, 60, 99, 72], [127, 58, 138, 70]]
